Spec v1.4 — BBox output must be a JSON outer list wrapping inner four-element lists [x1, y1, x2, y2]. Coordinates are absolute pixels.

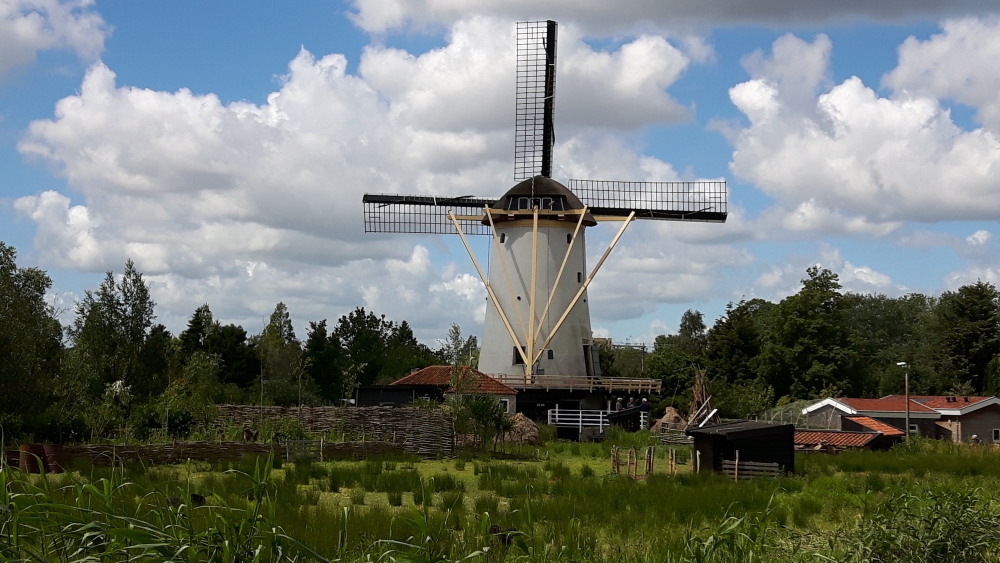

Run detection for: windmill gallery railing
[[547, 408, 649, 431], [491, 373, 661, 393]]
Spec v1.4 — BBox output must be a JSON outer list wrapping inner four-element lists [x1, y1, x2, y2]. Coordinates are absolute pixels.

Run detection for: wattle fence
[[214, 405, 454, 459]]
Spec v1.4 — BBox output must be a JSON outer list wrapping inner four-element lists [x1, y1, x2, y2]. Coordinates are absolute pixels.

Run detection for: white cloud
[[967, 229, 992, 245], [586, 220, 754, 321], [883, 17, 1000, 132], [348, 0, 995, 35], [751, 245, 898, 301], [728, 30, 1000, 228], [359, 18, 692, 132], [14, 19, 739, 339], [945, 267, 1000, 289], [0, 0, 107, 77]]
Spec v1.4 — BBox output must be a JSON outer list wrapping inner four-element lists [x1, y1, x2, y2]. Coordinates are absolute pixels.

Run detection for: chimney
[[964, 396, 970, 403]]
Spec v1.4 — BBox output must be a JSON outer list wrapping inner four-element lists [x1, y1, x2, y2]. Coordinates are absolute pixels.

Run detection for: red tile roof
[[795, 430, 881, 448], [391, 366, 518, 395], [882, 395, 992, 409], [840, 397, 937, 413], [844, 416, 905, 437]]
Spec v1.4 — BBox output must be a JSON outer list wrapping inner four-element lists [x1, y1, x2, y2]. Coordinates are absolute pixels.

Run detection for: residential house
[[355, 366, 518, 413], [802, 395, 1000, 443]]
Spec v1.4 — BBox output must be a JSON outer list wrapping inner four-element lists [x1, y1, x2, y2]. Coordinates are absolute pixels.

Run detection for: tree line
[[4, 239, 999, 439], [599, 266, 1000, 418], [0, 242, 478, 442]]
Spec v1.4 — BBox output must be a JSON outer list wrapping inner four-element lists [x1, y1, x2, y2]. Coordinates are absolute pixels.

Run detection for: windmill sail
[[568, 179, 728, 222], [362, 194, 497, 235], [514, 20, 558, 181]]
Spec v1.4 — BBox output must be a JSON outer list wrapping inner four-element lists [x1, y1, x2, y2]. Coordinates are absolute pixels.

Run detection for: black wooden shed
[[686, 421, 795, 474]]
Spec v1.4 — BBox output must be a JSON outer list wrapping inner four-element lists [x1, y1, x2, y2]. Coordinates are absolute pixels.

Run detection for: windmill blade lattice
[[363, 194, 497, 235], [514, 20, 558, 181], [568, 179, 728, 222]]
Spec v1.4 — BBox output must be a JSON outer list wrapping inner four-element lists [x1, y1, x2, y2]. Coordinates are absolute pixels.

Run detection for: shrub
[[430, 473, 464, 492], [474, 494, 500, 515], [440, 491, 464, 511]]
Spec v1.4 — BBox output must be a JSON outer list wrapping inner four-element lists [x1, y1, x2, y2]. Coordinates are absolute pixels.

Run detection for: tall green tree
[[207, 324, 259, 388], [931, 281, 1000, 393], [0, 242, 63, 430], [334, 307, 393, 386], [438, 323, 480, 367], [757, 267, 860, 400], [646, 310, 711, 400], [707, 299, 775, 383], [303, 320, 346, 403], [68, 259, 166, 399], [257, 302, 311, 406], [179, 304, 214, 358]]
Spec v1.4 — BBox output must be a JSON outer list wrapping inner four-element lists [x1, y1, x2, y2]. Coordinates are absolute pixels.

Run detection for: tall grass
[[5, 437, 1000, 562]]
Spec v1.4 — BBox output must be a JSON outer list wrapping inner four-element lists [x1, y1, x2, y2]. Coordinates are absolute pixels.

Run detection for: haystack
[[650, 406, 686, 434], [502, 413, 541, 445]]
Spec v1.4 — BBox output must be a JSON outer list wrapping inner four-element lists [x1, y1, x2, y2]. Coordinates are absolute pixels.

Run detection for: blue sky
[[1, 0, 998, 347]]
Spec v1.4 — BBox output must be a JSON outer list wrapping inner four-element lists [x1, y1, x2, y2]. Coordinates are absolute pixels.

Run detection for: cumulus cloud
[[0, 0, 107, 77], [14, 18, 734, 338], [728, 29, 1000, 228], [359, 18, 692, 132], [751, 245, 899, 301], [884, 17, 1000, 132], [348, 0, 996, 35]]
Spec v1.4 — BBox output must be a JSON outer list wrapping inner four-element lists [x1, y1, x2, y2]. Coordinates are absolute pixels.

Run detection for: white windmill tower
[[363, 21, 727, 412]]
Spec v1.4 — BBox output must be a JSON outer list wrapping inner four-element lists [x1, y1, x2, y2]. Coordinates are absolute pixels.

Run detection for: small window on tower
[[512, 346, 526, 365], [577, 272, 582, 283], [567, 233, 572, 244], [499, 233, 506, 243], [547, 349, 554, 360]]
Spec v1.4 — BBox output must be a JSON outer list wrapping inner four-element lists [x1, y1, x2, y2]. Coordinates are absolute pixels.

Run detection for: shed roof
[[686, 421, 794, 440], [840, 397, 937, 413], [795, 430, 881, 448], [844, 416, 905, 436], [391, 366, 518, 395]]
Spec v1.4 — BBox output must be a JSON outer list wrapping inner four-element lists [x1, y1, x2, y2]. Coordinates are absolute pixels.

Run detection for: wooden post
[[320, 433, 325, 463], [734, 450, 739, 482], [695, 450, 701, 474]]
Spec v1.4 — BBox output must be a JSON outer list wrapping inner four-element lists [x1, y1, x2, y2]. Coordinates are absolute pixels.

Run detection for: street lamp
[[897, 362, 910, 438]]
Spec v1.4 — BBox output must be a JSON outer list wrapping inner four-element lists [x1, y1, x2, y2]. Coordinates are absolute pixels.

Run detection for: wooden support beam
[[485, 208, 529, 342], [535, 206, 587, 353], [534, 212, 635, 363], [447, 212, 530, 366]]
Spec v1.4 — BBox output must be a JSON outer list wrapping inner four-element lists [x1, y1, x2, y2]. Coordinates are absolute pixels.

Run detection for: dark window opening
[[499, 232, 506, 243], [567, 233, 572, 244], [583, 345, 594, 377], [513, 346, 526, 365], [577, 272, 582, 283], [510, 196, 565, 211], [547, 349, 554, 360]]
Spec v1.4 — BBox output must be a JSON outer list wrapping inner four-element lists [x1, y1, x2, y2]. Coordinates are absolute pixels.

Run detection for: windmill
[[363, 21, 727, 395]]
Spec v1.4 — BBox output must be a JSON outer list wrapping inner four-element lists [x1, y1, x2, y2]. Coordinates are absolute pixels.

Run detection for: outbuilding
[[686, 421, 795, 475]]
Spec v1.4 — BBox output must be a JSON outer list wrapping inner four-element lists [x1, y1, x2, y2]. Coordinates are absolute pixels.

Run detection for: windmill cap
[[485, 176, 597, 226]]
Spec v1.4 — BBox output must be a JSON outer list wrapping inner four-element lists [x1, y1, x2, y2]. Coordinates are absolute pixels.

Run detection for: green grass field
[[4, 433, 1000, 562]]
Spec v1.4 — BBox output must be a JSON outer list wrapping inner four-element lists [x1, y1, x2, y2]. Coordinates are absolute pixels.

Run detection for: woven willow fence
[[215, 405, 454, 459]]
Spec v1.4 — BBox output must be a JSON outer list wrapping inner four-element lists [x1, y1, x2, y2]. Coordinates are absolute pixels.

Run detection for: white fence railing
[[547, 409, 648, 431]]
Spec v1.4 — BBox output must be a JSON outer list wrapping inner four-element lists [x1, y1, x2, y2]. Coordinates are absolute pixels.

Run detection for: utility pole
[[897, 361, 910, 439]]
